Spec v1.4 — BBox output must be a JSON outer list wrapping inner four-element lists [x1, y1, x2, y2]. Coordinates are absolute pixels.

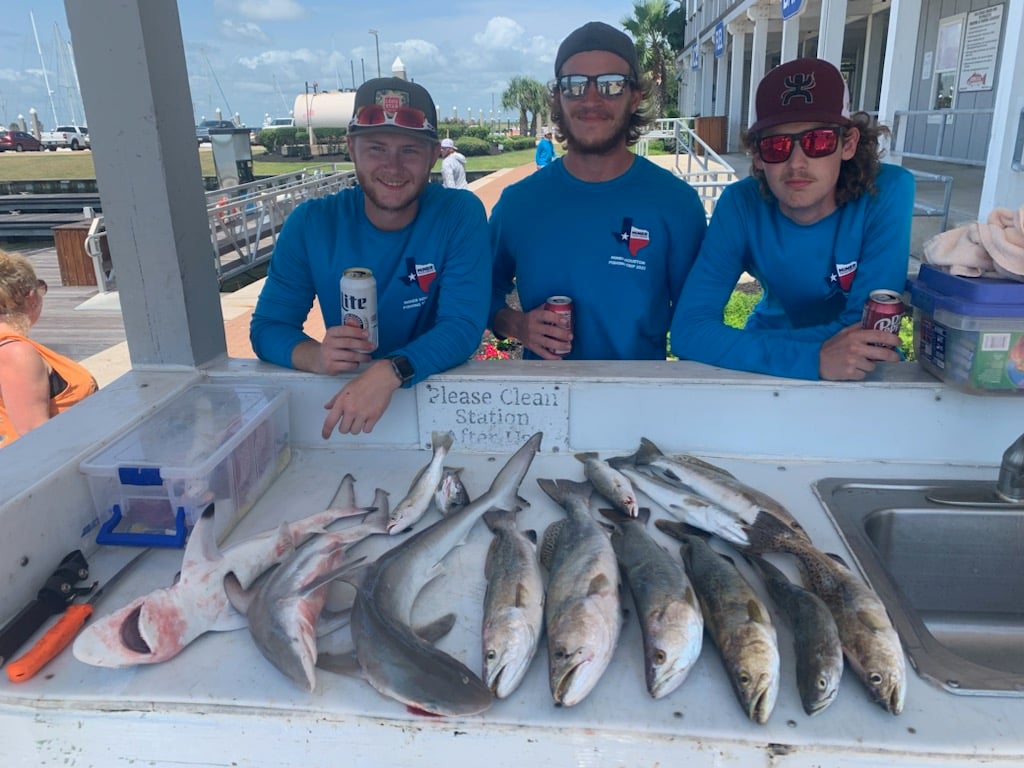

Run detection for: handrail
[[638, 117, 738, 219], [890, 108, 994, 166], [81, 166, 358, 291]]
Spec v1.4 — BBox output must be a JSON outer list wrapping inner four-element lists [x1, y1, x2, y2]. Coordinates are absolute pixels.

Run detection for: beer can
[[340, 267, 378, 349], [544, 295, 573, 356], [861, 289, 905, 336]]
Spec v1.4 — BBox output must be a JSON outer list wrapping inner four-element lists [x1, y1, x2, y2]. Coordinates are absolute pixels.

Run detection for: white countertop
[[1, 362, 1022, 766]]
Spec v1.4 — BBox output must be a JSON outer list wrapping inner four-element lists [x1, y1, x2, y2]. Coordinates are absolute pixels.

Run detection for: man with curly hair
[[489, 21, 706, 360], [671, 57, 915, 380]]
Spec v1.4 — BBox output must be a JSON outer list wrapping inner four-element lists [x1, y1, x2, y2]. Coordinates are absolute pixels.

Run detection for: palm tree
[[501, 76, 548, 136], [622, 0, 674, 117]]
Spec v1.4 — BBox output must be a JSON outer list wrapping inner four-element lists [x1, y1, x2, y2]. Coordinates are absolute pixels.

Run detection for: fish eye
[[869, 672, 884, 685], [486, 650, 496, 660], [817, 676, 828, 691], [738, 672, 751, 685], [654, 650, 667, 664]]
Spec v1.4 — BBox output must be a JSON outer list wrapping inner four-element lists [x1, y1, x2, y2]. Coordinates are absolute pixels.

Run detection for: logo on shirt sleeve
[[612, 217, 651, 256], [400, 258, 437, 292], [828, 260, 858, 292]]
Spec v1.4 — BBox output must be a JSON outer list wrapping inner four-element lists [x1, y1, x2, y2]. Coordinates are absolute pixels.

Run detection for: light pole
[[368, 29, 381, 78]]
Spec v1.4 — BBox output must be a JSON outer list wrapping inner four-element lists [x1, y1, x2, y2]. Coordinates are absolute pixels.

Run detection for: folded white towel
[[922, 204, 1024, 281]]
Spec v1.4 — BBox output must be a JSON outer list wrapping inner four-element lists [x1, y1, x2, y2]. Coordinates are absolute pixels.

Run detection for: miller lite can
[[544, 295, 573, 356], [340, 267, 378, 349], [861, 289, 905, 338]]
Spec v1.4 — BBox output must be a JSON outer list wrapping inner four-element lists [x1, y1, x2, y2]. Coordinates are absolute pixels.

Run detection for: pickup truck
[[40, 125, 90, 151]]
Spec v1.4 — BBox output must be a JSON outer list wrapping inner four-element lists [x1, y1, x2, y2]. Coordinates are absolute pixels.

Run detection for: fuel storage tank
[[293, 91, 357, 128]]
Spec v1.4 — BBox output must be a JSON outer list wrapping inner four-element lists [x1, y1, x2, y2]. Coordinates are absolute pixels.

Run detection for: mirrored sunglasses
[[555, 74, 635, 99], [756, 127, 841, 164], [351, 104, 434, 132]]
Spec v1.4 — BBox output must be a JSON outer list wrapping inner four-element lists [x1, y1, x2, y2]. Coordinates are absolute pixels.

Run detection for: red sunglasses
[[756, 127, 842, 164], [352, 104, 434, 132]]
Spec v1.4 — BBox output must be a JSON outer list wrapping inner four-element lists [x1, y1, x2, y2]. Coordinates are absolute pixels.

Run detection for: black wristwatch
[[387, 355, 414, 386]]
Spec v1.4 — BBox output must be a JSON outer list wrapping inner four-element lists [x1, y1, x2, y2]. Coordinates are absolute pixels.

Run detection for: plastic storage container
[[80, 383, 291, 546], [907, 265, 1024, 394]]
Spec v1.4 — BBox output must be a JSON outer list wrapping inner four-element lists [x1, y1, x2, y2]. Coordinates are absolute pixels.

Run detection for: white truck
[[40, 125, 89, 150]]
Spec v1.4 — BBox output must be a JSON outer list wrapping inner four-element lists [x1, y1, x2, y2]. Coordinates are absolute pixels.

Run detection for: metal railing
[[85, 166, 357, 293], [890, 108, 994, 166], [638, 118, 738, 218]]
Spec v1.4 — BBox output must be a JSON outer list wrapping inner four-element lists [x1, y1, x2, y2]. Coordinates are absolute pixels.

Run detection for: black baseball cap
[[749, 58, 852, 134], [555, 22, 639, 79], [348, 77, 438, 140]]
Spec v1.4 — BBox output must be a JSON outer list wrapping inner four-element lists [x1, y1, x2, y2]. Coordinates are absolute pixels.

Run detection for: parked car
[[0, 130, 43, 152], [196, 119, 236, 144], [40, 125, 89, 151], [263, 117, 294, 130]]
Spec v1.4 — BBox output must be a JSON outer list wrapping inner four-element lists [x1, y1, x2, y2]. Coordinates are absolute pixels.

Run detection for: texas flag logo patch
[[401, 258, 437, 292], [612, 217, 651, 256], [829, 260, 858, 292]]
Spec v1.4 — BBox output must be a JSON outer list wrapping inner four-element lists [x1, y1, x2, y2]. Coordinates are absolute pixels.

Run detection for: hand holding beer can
[[544, 296, 573, 356], [340, 268, 379, 350]]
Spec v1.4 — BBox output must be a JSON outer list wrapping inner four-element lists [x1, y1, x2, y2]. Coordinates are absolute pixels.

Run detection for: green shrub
[[454, 136, 491, 156], [505, 136, 537, 151]]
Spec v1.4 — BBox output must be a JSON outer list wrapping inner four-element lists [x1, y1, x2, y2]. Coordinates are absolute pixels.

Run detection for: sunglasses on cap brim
[[756, 127, 844, 163], [351, 104, 435, 133]]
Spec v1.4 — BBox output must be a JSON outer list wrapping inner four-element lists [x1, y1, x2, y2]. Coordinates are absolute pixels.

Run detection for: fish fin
[[635, 437, 666, 465], [746, 597, 769, 624], [182, 504, 221, 566], [310, 557, 371, 593], [539, 519, 567, 570], [825, 552, 852, 570], [222, 571, 251, 616], [586, 572, 613, 597], [432, 430, 455, 452], [537, 477, 592, 506], [316, 651, 364, 679], [654, 518, 707, 542], [515, 495, 531, 511], [574, 451, 598, 463], [328, 473, 357, 510], [597, 506, 627, 524], [857, 609, 890, 633], [524, 529, 537, 544], [355, 489, 390, 534], [414, 613, 457, 644], [636, 507, 651, 525], [444, 466, 465, 476], [669, 453, 739, 480], [316, 607, 353, 638], [483, 507, 516, 532]]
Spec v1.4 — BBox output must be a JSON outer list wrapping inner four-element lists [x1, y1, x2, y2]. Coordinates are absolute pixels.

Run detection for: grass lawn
[[0, 146, 539, 181]]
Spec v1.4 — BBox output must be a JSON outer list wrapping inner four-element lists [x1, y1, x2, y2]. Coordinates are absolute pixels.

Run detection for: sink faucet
[[996, 432, 1024, 502]]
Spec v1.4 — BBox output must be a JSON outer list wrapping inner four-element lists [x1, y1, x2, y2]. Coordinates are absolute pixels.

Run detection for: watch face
[[390, 355, 414, 383]]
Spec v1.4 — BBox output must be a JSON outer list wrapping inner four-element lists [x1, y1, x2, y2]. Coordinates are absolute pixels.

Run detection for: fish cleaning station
[[3, 2, 1024, 766]]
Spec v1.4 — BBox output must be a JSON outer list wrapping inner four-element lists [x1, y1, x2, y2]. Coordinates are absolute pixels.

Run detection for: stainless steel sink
[[814, 478, 1024, 697]]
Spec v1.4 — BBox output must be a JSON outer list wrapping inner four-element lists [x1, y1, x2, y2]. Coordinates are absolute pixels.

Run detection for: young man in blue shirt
[[534, 129, 556, 168], [671, 57, 914, 380], [250, 77, 490, 436], [490, 21, 707, 360]]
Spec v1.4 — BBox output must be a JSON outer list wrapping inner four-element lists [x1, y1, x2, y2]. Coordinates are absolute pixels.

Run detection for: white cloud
[[238, 48, 323, 70], [221, 21, 269, 43], [473, 17, 526, 50], [223, 0, 307, 22]]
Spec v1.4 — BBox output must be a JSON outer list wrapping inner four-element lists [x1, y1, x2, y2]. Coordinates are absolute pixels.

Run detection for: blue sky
[[1, 0, 637, 130]]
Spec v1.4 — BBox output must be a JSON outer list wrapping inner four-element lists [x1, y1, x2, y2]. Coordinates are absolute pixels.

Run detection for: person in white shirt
[[440, 138, 468, 189]]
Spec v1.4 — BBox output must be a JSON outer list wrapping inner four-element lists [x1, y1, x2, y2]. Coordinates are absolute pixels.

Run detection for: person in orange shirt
[[0, 248, 98, 447]]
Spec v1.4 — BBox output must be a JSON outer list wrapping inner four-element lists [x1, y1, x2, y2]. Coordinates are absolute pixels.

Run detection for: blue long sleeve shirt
[[490, 156, 707, 360], [670, 162, 915, 379], [250, 184, 490, 385], [535, 137, 556, 167]]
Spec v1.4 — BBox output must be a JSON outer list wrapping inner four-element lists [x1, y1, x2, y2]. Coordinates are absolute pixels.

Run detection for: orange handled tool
[[6, 549, 150, 683]]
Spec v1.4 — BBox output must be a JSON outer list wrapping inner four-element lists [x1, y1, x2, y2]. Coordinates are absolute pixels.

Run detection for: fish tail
[[432, 430, 455, 453], [635, 437, 665, 466], [483, 507, 517, 531], [574, 451, 598, 463], [653, 518, 704, 542], [329, 473, 357, 510], [537, 478, 592, 506]]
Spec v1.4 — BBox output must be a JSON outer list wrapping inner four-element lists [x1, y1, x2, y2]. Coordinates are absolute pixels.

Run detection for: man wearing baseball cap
[[534, 128, 556, 169], [251, 77, 490, 436], [440, 137, 468, 189], [671, 57, 915, 381], [489, 21, 707, 360]]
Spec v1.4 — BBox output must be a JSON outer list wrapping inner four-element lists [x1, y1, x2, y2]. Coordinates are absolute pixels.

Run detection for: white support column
[[858, 9, 885, 112], [747, 4, 771, 129], [727, 18, 751, 151], [715, 43, 729, 117], [65, 0, 226, 368], [979, 0, 1024, 219], [817, 0, 849, 67], [781, 14, 801, 63], [877, 0, 922, 160], [701, 41, 715, 117]]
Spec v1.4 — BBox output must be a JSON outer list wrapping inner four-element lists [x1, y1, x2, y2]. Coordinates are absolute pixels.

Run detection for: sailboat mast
[[30, 11, 59, 128]]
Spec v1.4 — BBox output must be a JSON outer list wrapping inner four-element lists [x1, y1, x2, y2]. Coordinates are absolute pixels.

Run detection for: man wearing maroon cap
[[671, 58, 915, 381]]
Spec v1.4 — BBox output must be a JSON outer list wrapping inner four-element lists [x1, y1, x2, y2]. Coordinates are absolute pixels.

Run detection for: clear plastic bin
[[80, 383, 291, 546]]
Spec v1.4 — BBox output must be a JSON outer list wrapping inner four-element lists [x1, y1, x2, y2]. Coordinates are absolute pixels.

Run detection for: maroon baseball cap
[[749, 58, 851, 134]]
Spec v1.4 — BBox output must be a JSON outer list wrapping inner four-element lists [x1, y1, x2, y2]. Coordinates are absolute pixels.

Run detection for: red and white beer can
[[544, 295, 573, 356], [340, 267, 379, 349], [861, 289, 905, 335]]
